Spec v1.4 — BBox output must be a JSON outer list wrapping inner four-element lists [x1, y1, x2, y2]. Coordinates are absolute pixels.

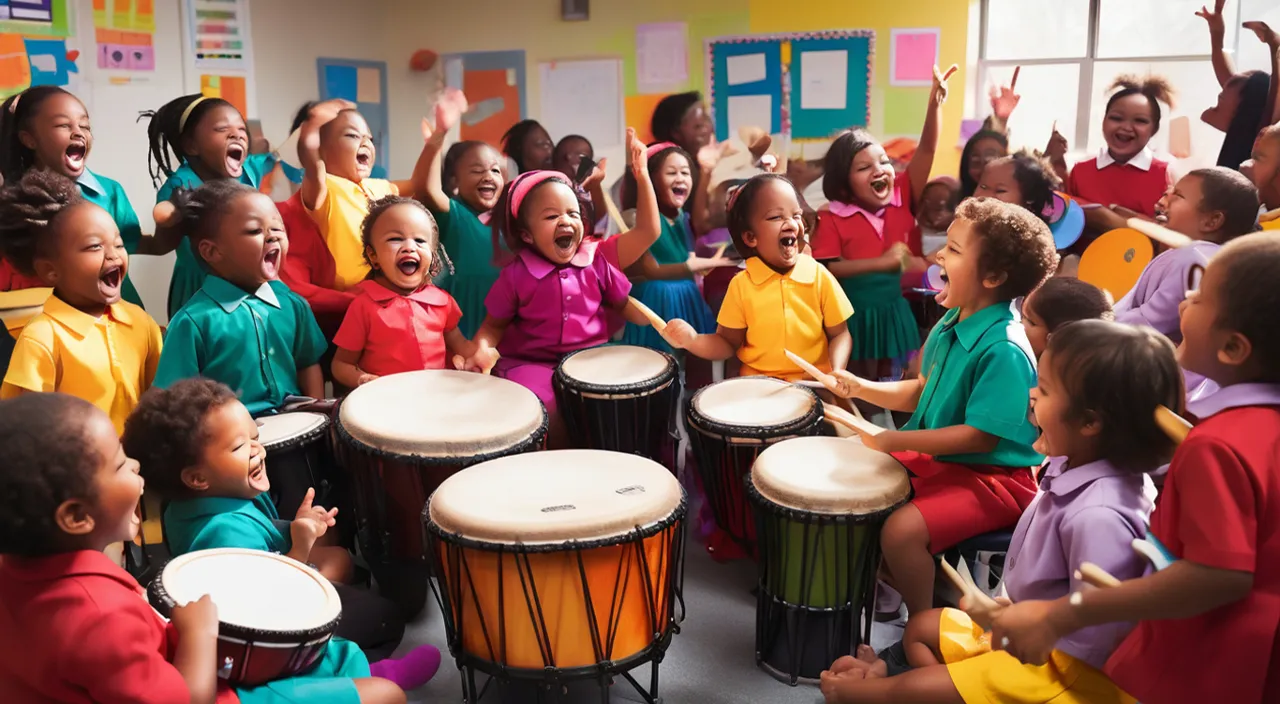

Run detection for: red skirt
[[891, 451, 1037, 552]]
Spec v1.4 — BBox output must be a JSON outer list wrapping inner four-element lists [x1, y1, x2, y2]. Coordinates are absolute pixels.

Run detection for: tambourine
[[1078, 228, 1153, 300], [1045, 192, 1085, 250]]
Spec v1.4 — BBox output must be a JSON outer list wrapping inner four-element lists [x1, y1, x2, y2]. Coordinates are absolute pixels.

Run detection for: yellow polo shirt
[[718, 254, 854, 381], [1, 296, 163, 434], [307, 174, 398, 291]]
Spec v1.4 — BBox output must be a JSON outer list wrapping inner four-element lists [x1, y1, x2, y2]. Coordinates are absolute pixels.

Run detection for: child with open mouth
[[153, 180, 328, 417], [330, 195, 496, 389]]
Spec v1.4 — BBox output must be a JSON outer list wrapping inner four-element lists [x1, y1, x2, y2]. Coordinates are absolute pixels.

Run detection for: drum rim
[[744, 477, 913, 523], [335, 399, 549, 465], [554, 347, 678, 395], [422, 492, 688, 553], [260, 413, 331, 452], [148, 549, 343, 641], [686, 382, 823, 438]]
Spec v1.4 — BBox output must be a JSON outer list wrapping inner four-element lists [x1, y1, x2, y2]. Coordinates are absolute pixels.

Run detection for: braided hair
[[138, 94, 235, 187], [166, 179, 257, 257], [0, 169, 85, 275], [0, 86, 76, 183]]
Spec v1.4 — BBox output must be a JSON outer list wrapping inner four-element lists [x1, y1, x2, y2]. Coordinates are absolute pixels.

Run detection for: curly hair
[[1212, 233, 1280, 382], [167, 179, 258, 257], [0, 86, 77, 184], [0, 169, 86, 275], [955, 197, 1057, 300], [726, 173, 803, 258], [0, 394, 104, 556], [822, 129, 881, 205], [122, 378, 240, 500], [986, 150, 1062, 224], [360, 195, 451, 279], [138, 94, 237, 187], [1105, 75, 1176, 133], [1025, 277, 1114, 334]]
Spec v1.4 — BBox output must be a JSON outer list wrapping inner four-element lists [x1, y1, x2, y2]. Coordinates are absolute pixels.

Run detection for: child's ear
[[180, 467, 211, 492], [17, 130, 38, 151], [982, 269, 1009, 290], [365, 245, 379, 270], [1079, 409, 1103, 439], [197, 239, 221, 266], [1219, 330, 1254, 368], [519, 229, 534, 245], [1202, 209, 1226, 234], [33, 257, 58, 286], [742, 231, 758, 249], [53, 498, 95, 537]]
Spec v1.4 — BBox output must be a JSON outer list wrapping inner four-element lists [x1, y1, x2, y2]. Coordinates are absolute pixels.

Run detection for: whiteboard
[[537, 58, 624, 151]]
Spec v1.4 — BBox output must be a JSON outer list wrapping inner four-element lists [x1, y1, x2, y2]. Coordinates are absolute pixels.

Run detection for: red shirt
[[276, 192, 355, 337], [333, 279, 462, 376], [1066, 150, 1170, 218], [0, 550, 238, 704], [0, 259, 42, 291], [1105, 403, 1280, 703], [810, 178, 916, 262]]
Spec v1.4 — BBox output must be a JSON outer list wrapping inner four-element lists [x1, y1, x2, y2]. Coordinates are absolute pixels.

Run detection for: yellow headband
[[178, 96, 210, 133]]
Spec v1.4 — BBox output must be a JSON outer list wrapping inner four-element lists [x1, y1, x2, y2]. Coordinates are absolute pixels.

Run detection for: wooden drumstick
[[628, 296, 667, 331], [601, 188, 628, 233], [821, 401, 883, 438], [713, 242, 729, 259], [939, 557, 1002, 626], [1155, 405, 1191, 445], [1260, 207, 1280, 224], [1074, 562, 1122, 589], [786, 349, 834, 386], [1126, 218, 1193, 249]]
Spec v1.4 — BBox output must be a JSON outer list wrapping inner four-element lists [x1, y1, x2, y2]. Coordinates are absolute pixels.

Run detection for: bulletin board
[[317, 57, 389, 177], [0, 0, 78, 99], [706, 30, 872, 143], [442, 49, 526, 148], [538, 58, 624, 151]]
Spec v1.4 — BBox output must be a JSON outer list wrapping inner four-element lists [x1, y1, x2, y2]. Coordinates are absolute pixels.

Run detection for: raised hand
[[1196, 0, 1227, 38], [696, 138, 723, 173], [1244, 20, 1280, 48], [989, 66, 1021, 121], [626, 127, 647, 178], [433, 88, 468, 133], [1045, 121, 1069, 162], [582, 158, 608, 188], [932, 64, 960, 104]]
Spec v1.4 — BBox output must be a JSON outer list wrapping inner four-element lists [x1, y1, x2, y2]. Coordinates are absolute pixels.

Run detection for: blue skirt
[[622, 278, 714, 352], [234, 637, 367, 704]]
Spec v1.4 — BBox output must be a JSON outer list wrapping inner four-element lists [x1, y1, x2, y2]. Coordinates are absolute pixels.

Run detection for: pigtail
[[138, 94, 231, 187], [0, 170, 85, 275], [1106, 74, 1176, 133]]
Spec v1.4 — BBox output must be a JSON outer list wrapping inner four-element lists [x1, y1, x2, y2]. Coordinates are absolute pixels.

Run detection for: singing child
[[1243, 123, 1279, 216]]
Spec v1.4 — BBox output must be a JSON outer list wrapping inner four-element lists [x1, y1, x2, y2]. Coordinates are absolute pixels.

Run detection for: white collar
[[1096, 147, 1153, 172]]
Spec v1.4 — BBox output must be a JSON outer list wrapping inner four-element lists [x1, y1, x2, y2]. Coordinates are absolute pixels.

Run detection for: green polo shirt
[[77, 170, 144, 309], [154, 276, 326, 416], [163, 493, 289, 556], [905, 302, 1042, 467]]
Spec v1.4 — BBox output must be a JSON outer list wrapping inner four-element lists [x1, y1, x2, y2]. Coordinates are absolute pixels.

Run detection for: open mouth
[[477, 182, 499, 201], [225, 143, 246, 175], [99, 265, 122, 294], [1112, 133, 1136, 148], [779, 234, 798, 252], [870, 176, 892, 199], [356, 149, 373, 169], [248, 456, 269, 490], [261, 245, 282, 278], [671, 185, 690, 200], [396, 255, 421, 276], [65, 142, 87, 172], [554, 233, 577, 251]]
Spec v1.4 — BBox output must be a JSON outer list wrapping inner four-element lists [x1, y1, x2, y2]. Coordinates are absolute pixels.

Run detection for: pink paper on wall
[[891, 29, 940, 87]]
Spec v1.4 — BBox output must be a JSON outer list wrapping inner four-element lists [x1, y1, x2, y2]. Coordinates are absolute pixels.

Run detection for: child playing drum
[[0, 393, 416, 703]]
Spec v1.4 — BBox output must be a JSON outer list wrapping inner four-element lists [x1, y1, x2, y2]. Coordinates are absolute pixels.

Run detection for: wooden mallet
[[1155, 405, 1191, 445], [821, 401, 883, 439], [628, 296, 667, 331], [1126, 218, 1193, 249]]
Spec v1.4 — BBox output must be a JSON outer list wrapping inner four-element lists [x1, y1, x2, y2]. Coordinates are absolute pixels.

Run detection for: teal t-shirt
[[434, 197, 501, 338], [156, 153, 276, 319], [154, 277, 326, 416], [163, 493, 289, 556], [905, 302, 1043, 467], [651, 214, 691, 266], [77, 170, 144, 309]]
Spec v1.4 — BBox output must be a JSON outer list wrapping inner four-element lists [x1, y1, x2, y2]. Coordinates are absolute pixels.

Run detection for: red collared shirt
[[276, 192, 355, 336], [333, 279, 462, 376], [0, 550, 238, 703], [811, 178, 916, 261], [1066, 148, 1170, 218]]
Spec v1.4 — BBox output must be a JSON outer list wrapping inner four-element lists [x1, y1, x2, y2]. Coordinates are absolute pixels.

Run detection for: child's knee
[[903, 607, 945, 650], [355, 677, 407, 704], [881, 504, 929, 552]]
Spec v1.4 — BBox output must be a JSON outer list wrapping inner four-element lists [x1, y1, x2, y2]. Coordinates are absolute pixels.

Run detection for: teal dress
[[434, 197, 501, 338], [841, 271, 920, 361], [621, 214, 714, 352], [156, 154, 276, 319], [77, 171, 145, 309]]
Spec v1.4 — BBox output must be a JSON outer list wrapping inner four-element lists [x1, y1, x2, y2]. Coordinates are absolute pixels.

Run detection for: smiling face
[[19, 91, 92, 179], [966, 136, 1007, 185], [553, 137, 593, 181], [673, 102, 713, 153], [655, 152, 693, 212], [83, 410, 145, 546], [520, 181, 583, 265], [847, 144, 895, 209], [521, 124, 554, 172], [320, 110, 375, 182], [35, 203, 127, 315], [184, 400, 268, 499], [741, 178, 804, 271], [1241, 132, 1280, 209], [183, 103, 249, 180], [367, 203, 436, 294], [975, 161, 1024, 208], [199, 192, 285, 290], [1029, 349, 1096, 460], [456, 143, 505, 212], [1103, 93, 1156, 161]]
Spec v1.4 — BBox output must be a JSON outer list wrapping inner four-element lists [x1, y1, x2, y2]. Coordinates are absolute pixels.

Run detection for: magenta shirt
[[485, 239, 632, 363], [1004, 457, 1156, 669]]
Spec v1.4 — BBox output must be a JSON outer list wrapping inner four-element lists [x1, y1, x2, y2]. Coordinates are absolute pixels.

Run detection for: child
[[299, 106, 431, 292], [144, 94, 278, 319], [812, 66, 956, 382], [958, 130, 1009, 203], [820, 320, 1181, 704], [1051, 76, 1176, 232], [620, 142, 718, 352], [975, 151, 1061, 226], [420, 91, 506, 338], [469, 170, 660, 447], [0, 392, 417, 704], [0, 86, 178, 308], [331, 196, 494, 388], [915, 176, 959, 259], [1021, 277, 1114, 360], [1199, 1, 1280, 170], [502, 119, 555, 174], [992, 232, 1280, 704], [1242, 123, 1280, 214], [650, 92, 715, 213], [832, 198, 1058, 617], [0, 170, 162, 435], [664, 173, 853, 381], [1114, 167, 1258, 342], [154, 180, 326, 415]]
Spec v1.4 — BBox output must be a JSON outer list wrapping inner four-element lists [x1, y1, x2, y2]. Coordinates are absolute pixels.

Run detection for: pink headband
[[508, 170, 565, 222], [646, 142, 681, 160]]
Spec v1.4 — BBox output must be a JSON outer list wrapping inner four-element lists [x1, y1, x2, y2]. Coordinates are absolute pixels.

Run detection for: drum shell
[[553, 348, 678, 462], [261, 416, 334, 519]]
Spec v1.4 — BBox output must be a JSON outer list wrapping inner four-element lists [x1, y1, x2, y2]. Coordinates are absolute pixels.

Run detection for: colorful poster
[[0, 0, 69, 36], [200, 73, 247, 117], [317, 58, 390, 177], [186, 0, 251, 70], [94, 0, 155, 72], [0, 0, 75, 99], [442, 50, 526, 149]]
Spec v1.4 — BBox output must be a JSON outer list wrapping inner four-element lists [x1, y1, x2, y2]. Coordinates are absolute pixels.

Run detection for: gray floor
[[397, 542, 905, 704]]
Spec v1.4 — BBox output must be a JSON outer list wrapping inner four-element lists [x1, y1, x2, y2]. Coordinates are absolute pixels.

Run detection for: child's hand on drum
[[170, 593, 219, 639], [356, 373, 379, 386], [454, 342, 500, 375], [830, 370, 864, 399], [659, 319, 696, 350]]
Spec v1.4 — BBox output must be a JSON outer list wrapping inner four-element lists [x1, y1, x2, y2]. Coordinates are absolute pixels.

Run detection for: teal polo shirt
[[905, 302, 1043, 467], [77, 170, 144, 309], [154, 276, 326, 416], [156, 153, 276, 318], [163, 493, 289, 556]]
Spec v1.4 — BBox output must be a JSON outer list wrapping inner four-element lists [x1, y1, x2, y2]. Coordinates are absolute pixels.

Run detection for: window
[[977, 0, 1276, 172]]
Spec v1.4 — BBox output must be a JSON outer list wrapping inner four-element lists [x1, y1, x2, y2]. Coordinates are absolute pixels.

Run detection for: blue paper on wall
[[24, 38, 76, 88], [323, 64, 358, 102]]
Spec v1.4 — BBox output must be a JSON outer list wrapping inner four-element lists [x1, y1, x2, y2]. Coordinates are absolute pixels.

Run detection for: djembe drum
[[553, 345, 678, 461]]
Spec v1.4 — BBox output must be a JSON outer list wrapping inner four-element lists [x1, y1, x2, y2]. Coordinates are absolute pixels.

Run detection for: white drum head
[[692, 377, 816, 428], [428, 450, 683, 544], [339, 370, 544, 458], [559, 345, 672, 388], [160, 548, 340, 632], [258, 412, 328, 449], [752, 437, 911, 515]]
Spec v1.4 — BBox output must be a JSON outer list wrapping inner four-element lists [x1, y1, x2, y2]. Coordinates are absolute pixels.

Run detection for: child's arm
[[1245, 22, 1280, 126], [663, 321, 743, 361], [826, 324, 852, 373], [297, 113, 328, 212], [611, 129, 664, 270], [906, 64, 958, 206], [445, 327, 500, 373], [470, 314, 512, 357], [631, 250, 727, 281], [823, 244, 911, 279], [1198, 0, 1235, 87], [331, 347, 376, 388], [168, 595, 221, 704], [288, 488, 338, 565], [422, 89, 468, 214], [870, 424, 998, 456], [830, 372, 924, 412], [296, 364, 324, 400]]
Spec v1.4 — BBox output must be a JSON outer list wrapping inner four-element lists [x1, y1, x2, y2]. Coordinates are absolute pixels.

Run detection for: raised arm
[[611, 128, 663, 269], [1199, 1, 1236, 87], [1245, 21, 1280, 126], [422, 88, 469, 213], [907, 64, 958, 202]]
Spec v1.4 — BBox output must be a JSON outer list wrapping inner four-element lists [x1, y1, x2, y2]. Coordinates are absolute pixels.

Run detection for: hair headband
[[646, 142, 681, 160], [178, 96, 210, 133], [508, 170, 565, 223]]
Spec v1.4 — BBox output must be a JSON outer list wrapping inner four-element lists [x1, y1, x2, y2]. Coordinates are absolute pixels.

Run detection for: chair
[[947, 529, 1014, 598]]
